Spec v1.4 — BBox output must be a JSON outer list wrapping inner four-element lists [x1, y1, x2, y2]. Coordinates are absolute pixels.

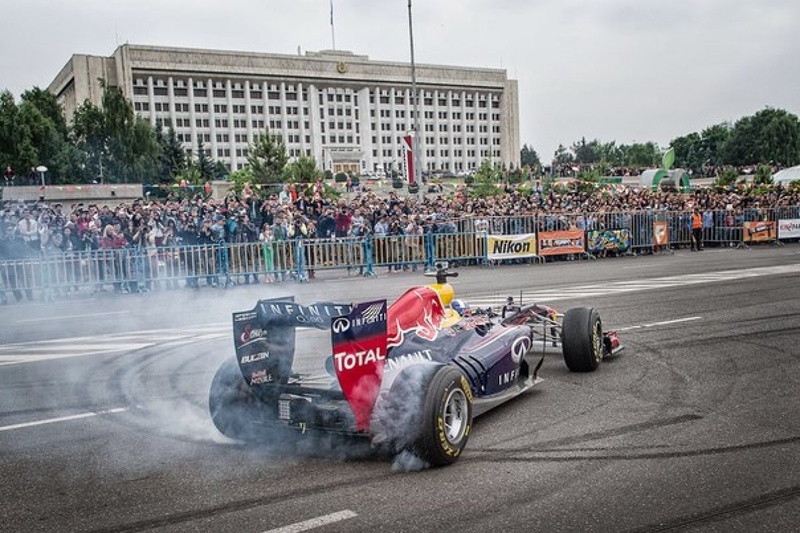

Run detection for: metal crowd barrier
[[2, 207, 798, 303]]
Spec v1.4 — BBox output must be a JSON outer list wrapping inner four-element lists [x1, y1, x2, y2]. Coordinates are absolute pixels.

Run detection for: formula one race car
[[209, 263, 622, 467]]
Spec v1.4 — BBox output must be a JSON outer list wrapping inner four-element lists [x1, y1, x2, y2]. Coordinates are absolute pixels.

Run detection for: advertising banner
[[778, 219, 800, 240], [537, 230, 585, 256], [653, 221, 669, 246], [487, 233, 538, 260], [587, 229, 631, 254], [744, 221, 776, 243]]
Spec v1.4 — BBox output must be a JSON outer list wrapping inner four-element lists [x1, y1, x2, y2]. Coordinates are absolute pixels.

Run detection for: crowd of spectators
[[2, 177, 799, 300]]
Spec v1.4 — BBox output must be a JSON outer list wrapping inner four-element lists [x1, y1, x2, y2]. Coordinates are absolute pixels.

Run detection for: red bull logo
[[387, 287, 446, 347]]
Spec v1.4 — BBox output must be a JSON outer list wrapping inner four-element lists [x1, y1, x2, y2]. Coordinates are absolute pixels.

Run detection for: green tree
[[571, 137, 601, 165], [195, 138, 213, 181], [21, 87, 67, 137], [715, 167, 740, 189], [553, 144, 574, 165], [0, 89, 80, 184], [724, 108, 800, 166], [670, 132, 703, 169], [71, 80, 161, 183], [520, 144, 540, 168], [470, 159, 504, 197], [754, 164, 773, 185], [212, 160, 229, 180], [575, 167, 602, 193], [247, 129, 288, 184], [285, 156, 321, 183], [597, 141, 625, 167], [624, 142, 660, 168], [699, 123, 731, 167], [156, 126, 186, 183]]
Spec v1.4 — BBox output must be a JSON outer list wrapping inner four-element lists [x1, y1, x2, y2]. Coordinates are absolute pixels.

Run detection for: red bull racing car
[[209, 264, 622, 467]]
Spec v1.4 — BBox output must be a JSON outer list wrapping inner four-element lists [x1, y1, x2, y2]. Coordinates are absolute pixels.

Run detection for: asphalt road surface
[[1, 245, 799, 532]]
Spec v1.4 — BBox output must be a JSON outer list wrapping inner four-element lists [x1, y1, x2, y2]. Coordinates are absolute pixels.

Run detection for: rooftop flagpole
[[330, 0, 336, 50]]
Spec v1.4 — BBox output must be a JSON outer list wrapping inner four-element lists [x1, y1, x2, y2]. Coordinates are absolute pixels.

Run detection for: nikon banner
[[487, 233, 538, 260], [537, 230, 585, 256]]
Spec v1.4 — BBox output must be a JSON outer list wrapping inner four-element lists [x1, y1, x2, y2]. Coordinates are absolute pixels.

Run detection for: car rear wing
[[232, 296, 389, 433], [233, 297, 352, 388]]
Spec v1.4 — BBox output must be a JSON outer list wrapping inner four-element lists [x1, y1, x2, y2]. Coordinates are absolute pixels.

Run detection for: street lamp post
[[36, 165, 48, 187], [407, 0, 423, 204]]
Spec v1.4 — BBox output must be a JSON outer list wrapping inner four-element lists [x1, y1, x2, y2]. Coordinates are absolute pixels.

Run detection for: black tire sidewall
[[209, 358, 280, 441], [419, 366, 473, 466], [562, 307, 603, 372]]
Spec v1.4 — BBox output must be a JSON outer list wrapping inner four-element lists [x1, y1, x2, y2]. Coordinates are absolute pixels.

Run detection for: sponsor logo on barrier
[[744, 221, 776, 243], [538, 230, 585, 256], [778, 219, 800, 239], [240, 351, 269, 364], [487, 234, 538, 260], [588, 229, 631, 253], [493, 240, 531, 254]]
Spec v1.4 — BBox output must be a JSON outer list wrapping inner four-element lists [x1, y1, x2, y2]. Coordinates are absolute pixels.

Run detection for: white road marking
[[0, 326, 228, 366], [15, 311, 130, 324], [262, 510, 358, 533], [0, 408, 127, 432], [616, 316, 703, 331], [470, 263, 800, 305]]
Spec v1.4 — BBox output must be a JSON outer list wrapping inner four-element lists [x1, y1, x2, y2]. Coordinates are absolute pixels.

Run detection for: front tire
[[562, 307, 603, 372]]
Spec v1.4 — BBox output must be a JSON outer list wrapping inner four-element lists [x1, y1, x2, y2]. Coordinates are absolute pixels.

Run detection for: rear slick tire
[[562, 307, 603, 372], [384, 365, 473, 467], [418, 366, 473, 466], [209, 358, 277, 442]]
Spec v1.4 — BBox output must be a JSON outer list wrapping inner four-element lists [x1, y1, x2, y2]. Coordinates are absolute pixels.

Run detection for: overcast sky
[[3, 0, 799, 161]]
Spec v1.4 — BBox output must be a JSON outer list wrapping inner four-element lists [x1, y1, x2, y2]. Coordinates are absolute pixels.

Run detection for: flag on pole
[[404, 134, 415, 185], [330, 0, 334, 25]]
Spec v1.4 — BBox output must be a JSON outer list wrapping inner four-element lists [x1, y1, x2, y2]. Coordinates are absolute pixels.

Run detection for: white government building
[[48, 44, 520, 176]]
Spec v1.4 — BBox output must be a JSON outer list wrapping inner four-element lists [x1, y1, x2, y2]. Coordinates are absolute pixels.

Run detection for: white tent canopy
[[773, 165, 800, 185]]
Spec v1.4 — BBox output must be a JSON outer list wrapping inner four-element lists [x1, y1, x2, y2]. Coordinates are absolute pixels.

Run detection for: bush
[[715, 167, 739, 190], [334, 172, 348, 183], [754, 164, 773, 185]]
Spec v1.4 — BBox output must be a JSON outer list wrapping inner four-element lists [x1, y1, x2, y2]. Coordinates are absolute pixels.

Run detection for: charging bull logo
[[387, 287, 446, 347]]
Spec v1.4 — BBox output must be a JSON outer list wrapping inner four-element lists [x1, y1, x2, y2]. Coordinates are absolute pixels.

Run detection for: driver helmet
[[451, 299, 469, 316]]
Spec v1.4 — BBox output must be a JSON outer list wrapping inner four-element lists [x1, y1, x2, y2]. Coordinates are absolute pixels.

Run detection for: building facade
[[48, 44, 520, 175]]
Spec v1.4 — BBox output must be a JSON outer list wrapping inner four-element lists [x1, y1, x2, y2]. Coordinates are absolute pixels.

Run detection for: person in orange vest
[[691, 207, 703, 251]]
